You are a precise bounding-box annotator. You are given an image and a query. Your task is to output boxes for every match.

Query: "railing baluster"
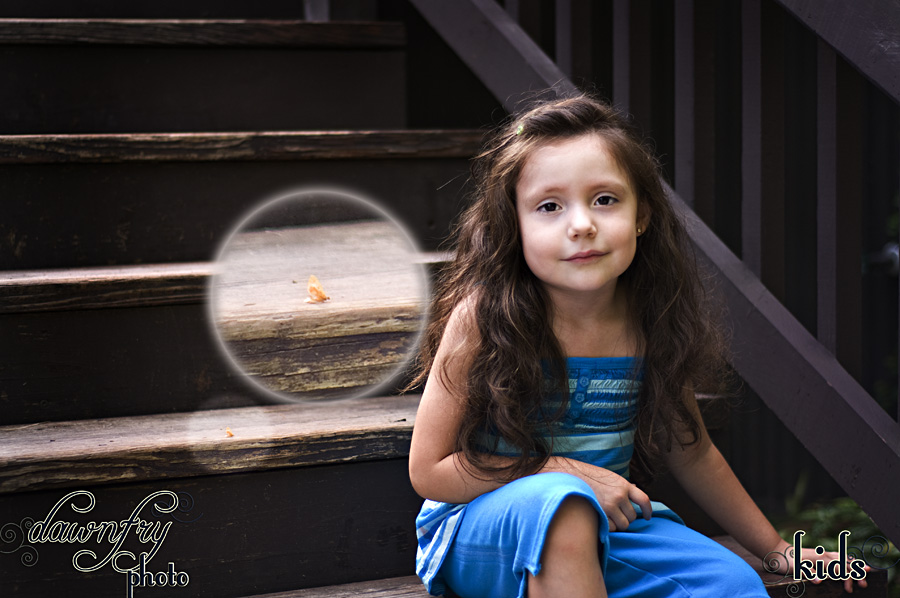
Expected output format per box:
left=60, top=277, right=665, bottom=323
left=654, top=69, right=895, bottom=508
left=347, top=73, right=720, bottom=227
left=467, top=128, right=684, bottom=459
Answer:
left=303, top=0, right=330, bottom=22
left=675, top=0, right=719, bottom=224
left=504, top=0, right=520, bottom=21
left=741, top=0, right=762, bottom=277
left=555, top=0, right=572, bottom=78
left=817, top=40, right=838, bottom=354
left=612, top=0, right=653, bottom=138
left=612, top=0, right=630, bottom=112
left=674, top=0, right=695, bottom=208
left=742, top=0, right=786, bottom=297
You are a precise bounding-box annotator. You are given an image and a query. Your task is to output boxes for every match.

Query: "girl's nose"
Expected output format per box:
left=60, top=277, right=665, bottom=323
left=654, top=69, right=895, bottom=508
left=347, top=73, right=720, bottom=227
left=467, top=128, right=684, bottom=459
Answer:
left=568, top=208, right=597, bottom=239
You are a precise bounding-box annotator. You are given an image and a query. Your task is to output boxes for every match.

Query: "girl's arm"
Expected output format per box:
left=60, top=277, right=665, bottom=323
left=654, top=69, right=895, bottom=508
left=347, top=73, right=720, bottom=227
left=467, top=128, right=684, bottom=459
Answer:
left=664, top=389, right=867, bottom=592
left=408, top=299, right=652, bottom=530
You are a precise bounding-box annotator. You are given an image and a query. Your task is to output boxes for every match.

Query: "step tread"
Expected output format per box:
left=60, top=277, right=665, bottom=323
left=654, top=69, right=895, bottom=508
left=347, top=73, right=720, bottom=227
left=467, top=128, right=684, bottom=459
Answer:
left=0, top=261, right=211, bottom=312
left=212, top=221, right=425, bottom=338
left=0, top=129, right=485, bottom=164
left=0, top=252, right=450, bottom=313
left=0, top=392, right=729, bottom=496
left=247, top=576, right=427, bottom=597
left=0, top=394, right=420, bottom=494
left=0, top=19, right=405, bottom=48
left=243, top=559, right=889, bottom=598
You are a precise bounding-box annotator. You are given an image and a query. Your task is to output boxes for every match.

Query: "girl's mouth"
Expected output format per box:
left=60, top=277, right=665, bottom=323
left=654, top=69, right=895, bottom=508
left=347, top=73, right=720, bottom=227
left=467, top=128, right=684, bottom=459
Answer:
left=564, top=250, right=607, bottom=262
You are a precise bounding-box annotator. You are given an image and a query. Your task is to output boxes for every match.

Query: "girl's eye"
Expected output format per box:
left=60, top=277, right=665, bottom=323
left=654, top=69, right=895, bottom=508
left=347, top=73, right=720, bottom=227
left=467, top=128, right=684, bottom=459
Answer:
left=595, top=195, right=617, bottom=206
left=537, top=201, right=561, bottom=213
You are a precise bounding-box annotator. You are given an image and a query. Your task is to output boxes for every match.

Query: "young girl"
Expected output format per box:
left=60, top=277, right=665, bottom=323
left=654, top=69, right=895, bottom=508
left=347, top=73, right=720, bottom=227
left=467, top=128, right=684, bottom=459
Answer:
left=408, top=95, right=865, bottom=598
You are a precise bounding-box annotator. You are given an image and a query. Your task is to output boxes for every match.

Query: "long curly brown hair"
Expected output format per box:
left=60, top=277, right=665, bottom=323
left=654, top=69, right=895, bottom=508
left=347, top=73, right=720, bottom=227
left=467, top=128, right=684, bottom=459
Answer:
left=409, top=94, right=729, bottom=485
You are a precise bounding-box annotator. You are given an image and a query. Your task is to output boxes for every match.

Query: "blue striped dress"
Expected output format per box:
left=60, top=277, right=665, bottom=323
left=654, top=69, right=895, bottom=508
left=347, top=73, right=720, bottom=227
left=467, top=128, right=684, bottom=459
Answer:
left=414, top=356, right=767, bottom=598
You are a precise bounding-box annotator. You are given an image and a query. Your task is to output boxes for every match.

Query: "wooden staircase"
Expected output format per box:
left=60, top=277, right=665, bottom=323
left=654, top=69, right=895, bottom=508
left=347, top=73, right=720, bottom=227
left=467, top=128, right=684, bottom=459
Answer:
left=0, top=7, right=470, bottom=596
left=0, top=4, right=889, bottom=598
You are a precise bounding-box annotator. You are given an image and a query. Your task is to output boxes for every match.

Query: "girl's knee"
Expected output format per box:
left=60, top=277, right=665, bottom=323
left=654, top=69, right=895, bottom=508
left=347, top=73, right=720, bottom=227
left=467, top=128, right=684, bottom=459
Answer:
left=544, top=496, right=601, bottom=555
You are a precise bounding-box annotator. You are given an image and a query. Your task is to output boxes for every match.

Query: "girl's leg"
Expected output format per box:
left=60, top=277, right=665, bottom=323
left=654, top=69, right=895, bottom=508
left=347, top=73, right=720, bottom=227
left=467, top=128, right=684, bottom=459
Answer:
left=528, top=496, right=608, bottom=598
left=604, top=517, right=769, bottom=598
left=439, top=472, right=609, bottom=598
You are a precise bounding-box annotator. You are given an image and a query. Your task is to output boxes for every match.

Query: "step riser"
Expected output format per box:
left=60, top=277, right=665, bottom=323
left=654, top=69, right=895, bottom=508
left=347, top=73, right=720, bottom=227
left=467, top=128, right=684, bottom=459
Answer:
left=1, top=46, right=405, bottom=134
left=0, top=304, right=422, bottom=425
left=0, top=158, right=470, bottom=269
left=0, top=459, right=420, bottom=598
left=0, top=304, right=249, bottom=425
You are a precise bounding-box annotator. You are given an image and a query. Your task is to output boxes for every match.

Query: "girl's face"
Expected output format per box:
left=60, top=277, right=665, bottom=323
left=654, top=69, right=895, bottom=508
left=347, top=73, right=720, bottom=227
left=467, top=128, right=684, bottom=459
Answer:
left=515, top=133, right=646, bottom=303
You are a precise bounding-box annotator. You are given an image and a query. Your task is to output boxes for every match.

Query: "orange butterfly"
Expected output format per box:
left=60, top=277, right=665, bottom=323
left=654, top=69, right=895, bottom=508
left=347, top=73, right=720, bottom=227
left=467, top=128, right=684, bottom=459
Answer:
left=305, top=274, right=330, bottom=304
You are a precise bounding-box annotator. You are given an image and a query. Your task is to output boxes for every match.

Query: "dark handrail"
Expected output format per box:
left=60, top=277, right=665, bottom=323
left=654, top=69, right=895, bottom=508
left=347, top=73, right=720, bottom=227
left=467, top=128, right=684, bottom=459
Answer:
left=408, top=0, right=900, bottom=547
left=406, top=0, right=576, bottom=113
left=773, top=0, right=900, bottom=105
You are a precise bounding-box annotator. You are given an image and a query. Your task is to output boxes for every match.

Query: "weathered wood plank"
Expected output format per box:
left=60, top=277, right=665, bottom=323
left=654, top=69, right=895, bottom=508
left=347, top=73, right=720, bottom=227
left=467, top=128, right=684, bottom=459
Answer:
left=0, top=395, right=420, bottom=494
left=246, top=576, right=428, bottom=598
left=0, top=262, right=210, bottom=313
left=212, top=223, right=426, bottom=339
left=211, top=221, right=427, bottom=400
left=407, top=0, right=577, bottom=113
left=0, top=130, right=485, bottom=164
left=0, top=252, right=449, bottom=315
left=0, top=19, right=405, bottom=48
left=0, top=394, right=727, bottom=496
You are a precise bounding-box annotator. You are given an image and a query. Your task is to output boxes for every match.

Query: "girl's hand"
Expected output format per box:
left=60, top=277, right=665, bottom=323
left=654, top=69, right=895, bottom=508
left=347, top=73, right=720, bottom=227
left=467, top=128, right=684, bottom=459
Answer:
left=560, top=459, right=652, bottom=531
left=765, top=539, right=870, bottom=594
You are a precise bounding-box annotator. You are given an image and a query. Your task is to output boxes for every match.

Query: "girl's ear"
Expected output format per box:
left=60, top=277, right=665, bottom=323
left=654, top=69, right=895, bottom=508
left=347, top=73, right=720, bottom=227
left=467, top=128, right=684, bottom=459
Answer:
left=637, top=200, right=652, bottom=236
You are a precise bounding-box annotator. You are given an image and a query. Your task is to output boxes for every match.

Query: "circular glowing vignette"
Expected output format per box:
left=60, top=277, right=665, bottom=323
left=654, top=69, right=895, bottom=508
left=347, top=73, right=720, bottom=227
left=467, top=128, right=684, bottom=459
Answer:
left=206, top=186, right=429, bottom=403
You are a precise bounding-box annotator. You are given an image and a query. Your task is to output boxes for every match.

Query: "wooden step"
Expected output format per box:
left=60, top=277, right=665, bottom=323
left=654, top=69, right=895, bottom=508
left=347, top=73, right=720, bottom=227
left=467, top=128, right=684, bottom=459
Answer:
left=0, top=394, right=419, bottom=493
left=0, top=3, right=358, bottom=19
left=0, top=130, right=482, bottom=164
left=0, top=246, right=448, bottom=424
left=0, top=130, right=481, bottom=270
left=0, top=19, right=405, bottom=48
left=3, top=397, right=884, bottom=598
left=0, top=396, right=422, bottom=596
left=211, top=220, right=431, bottom=400
left=242, top=566, right=890, bottom=598
left=245, top=576, right=427, bottom=597
left=0, top=19, right=406, bottom=134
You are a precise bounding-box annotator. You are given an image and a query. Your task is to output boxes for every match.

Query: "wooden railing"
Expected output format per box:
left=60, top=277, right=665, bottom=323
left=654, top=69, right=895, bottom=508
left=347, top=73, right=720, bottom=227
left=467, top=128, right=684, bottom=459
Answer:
left=407, top=0, right=900, bottom=547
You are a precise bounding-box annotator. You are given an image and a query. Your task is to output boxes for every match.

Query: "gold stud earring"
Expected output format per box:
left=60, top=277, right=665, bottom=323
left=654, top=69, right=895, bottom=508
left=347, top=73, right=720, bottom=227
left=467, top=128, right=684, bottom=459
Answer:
left=637, top=227, right=642, bottom=235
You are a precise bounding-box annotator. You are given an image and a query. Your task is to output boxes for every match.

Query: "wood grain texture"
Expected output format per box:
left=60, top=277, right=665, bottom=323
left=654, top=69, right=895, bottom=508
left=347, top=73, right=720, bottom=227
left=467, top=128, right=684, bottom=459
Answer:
left=0, top=19, right=405, bottom=48
left=0, top=394, right=419, bottom=494
left=246, top=576, right=428, bottom=598
left=0, top=253, right=449, bottom=314
left=0, top=262, right=210, bottom=313
left=0, top=394, right=725, bottom=495
left=0, top=130, right=485, bottom=164
left=210, top=221, right=427, bottom=398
